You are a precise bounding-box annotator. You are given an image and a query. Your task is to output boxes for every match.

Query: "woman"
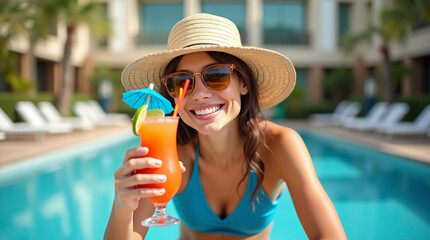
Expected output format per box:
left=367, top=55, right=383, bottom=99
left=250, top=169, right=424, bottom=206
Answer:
left=105, top=13, right=346, bottom=240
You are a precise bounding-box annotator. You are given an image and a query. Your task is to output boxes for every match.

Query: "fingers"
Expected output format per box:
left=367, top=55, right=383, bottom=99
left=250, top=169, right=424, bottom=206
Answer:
left=179, top=161, right=186, bottom=173
left=123, top=147, right=149, bottom=164
left=115, top=173, right=167, bottom=189
left=116, top=147, right=162, bottom=178
left=117, top=187, right=166, bottom=200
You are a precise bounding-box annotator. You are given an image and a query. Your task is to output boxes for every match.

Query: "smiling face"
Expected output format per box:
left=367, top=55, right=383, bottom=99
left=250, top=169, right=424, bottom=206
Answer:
left=175, top=52, right=248, bottom=135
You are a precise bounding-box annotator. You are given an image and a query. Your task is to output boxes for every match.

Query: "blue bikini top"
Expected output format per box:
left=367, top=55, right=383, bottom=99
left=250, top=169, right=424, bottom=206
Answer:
left=172, top=144, right=284, bottom=236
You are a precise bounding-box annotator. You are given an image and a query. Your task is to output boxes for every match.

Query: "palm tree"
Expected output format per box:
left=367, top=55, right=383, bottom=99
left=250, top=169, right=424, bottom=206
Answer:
left=23, top=0, right=60, bottom=94
left=0, top=0, right=32, bottom=91
left=52, top=0, right=111, bottom=114
left=341, top=0, right=430, bottom=103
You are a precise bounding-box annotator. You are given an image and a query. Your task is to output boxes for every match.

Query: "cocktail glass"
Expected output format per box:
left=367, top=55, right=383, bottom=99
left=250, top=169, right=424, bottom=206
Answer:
left=136, top=116, right=182, bottom=226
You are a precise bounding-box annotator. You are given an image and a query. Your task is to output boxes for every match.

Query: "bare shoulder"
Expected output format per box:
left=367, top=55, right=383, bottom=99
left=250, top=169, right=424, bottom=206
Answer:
left=260, top=120, right=311, bottom=179
left=261, top=120, right=304, bottom=153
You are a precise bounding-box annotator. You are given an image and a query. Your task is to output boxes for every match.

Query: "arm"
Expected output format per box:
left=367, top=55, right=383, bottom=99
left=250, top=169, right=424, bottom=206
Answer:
left=104, top=147, right=166, bottom=240
left=273, top=128, right=347, bottom=240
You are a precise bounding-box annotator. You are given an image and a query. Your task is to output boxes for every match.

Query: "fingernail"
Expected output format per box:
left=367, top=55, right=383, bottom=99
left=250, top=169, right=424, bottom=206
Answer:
left=159, top=189, right=165, bottom=194
left=154, top=160, right=162, bottom=166
left=138, top=147, right=148, bottom=154
left=158, top=175, right=166, bottom=182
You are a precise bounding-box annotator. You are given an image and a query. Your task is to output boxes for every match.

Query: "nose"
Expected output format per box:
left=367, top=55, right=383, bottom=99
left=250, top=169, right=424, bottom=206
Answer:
left=190, top=73, right=211, bottom=101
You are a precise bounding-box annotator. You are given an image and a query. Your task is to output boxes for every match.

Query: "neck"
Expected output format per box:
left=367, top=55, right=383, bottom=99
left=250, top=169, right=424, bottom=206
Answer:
left=197, top=120, right=244, bottom=167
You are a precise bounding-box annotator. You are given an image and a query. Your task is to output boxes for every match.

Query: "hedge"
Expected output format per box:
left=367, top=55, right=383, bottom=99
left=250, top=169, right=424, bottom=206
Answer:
left=0, top=92, right=95, bottom=122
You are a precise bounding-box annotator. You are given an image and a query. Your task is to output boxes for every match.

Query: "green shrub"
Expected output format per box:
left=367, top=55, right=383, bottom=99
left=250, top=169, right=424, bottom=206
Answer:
left=322, top=68, right=355, bottom=103
left=116, top=101, right=134, bottom=117
left=283, top=100, right=333, bottom=119
left=0, top=92, right=54, bottom=122
left=396, top=95, right=430, bottom=121
left=0, top=92, right=96, bottom=122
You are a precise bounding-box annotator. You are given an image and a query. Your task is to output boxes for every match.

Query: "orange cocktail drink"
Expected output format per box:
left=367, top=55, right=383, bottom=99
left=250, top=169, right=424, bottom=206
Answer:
left=136, top=116, right=182, bottom=226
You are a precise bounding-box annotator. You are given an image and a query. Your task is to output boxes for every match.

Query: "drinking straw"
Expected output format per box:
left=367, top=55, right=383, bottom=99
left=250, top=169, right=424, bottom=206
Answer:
left=173, top=79, right=190, bottom=117
left=172, top=88, right=183, bottom=117
left=146, top=83, right=154, bottom=106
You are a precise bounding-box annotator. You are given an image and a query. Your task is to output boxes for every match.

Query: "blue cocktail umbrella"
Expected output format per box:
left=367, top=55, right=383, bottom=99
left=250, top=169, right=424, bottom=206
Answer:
left=122, top=84, right=174, bottom=114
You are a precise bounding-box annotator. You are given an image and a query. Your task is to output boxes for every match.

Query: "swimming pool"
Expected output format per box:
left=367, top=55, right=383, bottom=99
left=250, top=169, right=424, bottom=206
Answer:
left=0, top=130, right=429, bottom=239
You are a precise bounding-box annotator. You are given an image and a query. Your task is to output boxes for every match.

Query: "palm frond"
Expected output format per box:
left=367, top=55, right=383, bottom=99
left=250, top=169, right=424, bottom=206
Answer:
left=340, top=25, right=380, bottom=54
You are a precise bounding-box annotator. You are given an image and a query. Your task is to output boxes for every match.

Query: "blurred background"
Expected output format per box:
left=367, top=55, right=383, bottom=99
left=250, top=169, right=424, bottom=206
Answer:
left=1, top=0, right=429, bottom=121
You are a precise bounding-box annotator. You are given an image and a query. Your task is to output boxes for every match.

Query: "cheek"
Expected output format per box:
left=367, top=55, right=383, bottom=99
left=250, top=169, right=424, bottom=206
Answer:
left=177, top=98, right=190, bottom=117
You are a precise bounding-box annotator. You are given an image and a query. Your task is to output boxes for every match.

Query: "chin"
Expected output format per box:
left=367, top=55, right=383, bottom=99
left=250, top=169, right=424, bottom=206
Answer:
left=195, top=123, right=224, bottom=135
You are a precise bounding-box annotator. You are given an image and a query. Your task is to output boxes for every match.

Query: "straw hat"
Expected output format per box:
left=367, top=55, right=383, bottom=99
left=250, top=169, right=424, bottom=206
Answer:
left=121, top=13, right=296, bottom=109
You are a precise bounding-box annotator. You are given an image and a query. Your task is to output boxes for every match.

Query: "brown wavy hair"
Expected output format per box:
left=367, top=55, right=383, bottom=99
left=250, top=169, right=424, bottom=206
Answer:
left=160, top=51, right=267, bottom=207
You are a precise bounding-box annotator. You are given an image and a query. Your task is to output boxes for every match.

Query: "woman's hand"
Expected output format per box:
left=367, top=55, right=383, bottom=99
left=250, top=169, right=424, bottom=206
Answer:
left=113, top=147, right=174, bottom=212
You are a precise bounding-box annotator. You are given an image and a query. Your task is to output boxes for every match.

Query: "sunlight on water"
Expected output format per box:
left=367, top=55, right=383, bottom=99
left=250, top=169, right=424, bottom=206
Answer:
left=0, top=130, right=429, bottom=240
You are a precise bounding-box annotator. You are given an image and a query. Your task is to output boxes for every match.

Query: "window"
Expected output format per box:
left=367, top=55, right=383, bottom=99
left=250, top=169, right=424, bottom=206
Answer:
left=202, top=1, right=247, bottom=44
left=296, top=68, right=308, bottom=101
left=36, top=59, right=55, bottom=92
left=138, top=2, right=184, bottom=45
left=338, top=3, right=350, bottom=45
left=263, top=1, right=308, bottom=45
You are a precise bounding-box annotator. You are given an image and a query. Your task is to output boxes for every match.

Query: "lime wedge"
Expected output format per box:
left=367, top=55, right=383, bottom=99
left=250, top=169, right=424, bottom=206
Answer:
left=146, top=109, right=165, bottom=118
left=132, top=104, right=148, bottom=135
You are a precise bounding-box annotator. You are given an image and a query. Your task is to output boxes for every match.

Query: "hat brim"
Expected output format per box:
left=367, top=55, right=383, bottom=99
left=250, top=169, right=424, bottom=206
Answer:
left=121, top=45, right=296, bottom=109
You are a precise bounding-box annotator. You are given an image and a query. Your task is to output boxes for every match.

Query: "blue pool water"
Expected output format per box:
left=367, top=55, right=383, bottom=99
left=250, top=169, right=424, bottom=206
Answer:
left=0, top=130, right=429, bottom=240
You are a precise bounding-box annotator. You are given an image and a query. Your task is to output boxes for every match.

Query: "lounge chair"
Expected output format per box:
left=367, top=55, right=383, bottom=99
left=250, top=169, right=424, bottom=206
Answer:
left=73, top=101, right=129, bottom=127
left=376, top=104, right=430, bottom=137
left=15, top=101, right=74, bottom=134
left=348, top=102, right=409, bottom=131
left=38, top=101, right=95, bottom=131
left=309, top=100, right=350, bottom=123
left=87, top=100, right=130, bottom=125
left=309, top=101, right=361, bottom=126
left=0, top=107, right=48, bottom=140
left=343, top=102, right=388, bottom=128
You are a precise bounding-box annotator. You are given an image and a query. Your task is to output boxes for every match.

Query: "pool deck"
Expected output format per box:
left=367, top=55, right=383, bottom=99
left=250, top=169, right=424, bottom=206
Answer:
left=0, top=124, right=132, bottom=167
left=277, top=120, right=430, bottom=164
left=1, top=120, right=429, bottom=167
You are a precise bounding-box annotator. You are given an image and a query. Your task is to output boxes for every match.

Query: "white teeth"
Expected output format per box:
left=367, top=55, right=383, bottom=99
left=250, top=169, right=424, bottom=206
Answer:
left=194, top=106, right=220, bottom=116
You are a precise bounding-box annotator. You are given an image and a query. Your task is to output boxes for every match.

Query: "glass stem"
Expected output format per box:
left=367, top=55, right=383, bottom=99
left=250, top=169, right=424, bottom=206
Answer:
left=153, top=203, right=167, bottom=216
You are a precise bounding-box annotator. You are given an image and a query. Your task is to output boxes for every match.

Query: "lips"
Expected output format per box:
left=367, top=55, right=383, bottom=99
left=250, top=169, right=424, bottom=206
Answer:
left=191, top=104, right=224, bottom=116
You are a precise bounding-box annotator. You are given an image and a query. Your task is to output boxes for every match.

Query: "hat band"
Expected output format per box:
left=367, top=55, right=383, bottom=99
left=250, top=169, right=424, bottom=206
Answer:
left=183, top=43, right=219, bottom=48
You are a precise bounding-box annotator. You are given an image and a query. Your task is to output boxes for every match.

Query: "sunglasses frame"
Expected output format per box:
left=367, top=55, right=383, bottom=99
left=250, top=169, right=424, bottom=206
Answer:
left=161, top=63, right=236, bottom=99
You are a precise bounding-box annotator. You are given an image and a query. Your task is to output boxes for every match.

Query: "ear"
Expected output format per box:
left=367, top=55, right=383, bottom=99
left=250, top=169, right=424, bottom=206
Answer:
left=240, top=82, right=248, bottom=95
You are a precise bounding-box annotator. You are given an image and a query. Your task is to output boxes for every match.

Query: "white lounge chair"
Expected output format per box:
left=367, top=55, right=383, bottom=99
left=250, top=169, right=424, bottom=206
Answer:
left=38, top=101, right=95, bottom=131
left=343, top=102, right=388, bottom=128
left=0, top=107, right=48, bottom=140
left=310, top=101, right=361, bottom=126
left=87, top=100, right=130, bottom=125
left=309, top=100, right=350, bottom=123
left=15, top=101, right=74, bottom=134
left=73, top=101, right=129, bottom=127
left=376, top=104, right=430, bottom=137
left=348, top=102, right=409, bottom=131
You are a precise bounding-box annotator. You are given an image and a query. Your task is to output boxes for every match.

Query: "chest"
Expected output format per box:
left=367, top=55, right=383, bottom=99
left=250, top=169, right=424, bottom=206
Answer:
left=198, top=161, right=248, bottom=219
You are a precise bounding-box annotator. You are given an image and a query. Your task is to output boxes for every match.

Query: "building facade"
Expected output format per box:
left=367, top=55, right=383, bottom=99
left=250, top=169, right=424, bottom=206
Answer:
left=4, top=0, right=430, bottom=106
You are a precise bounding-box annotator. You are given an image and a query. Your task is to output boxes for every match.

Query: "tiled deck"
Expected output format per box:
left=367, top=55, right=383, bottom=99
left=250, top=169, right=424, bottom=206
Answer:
left=1, top=120, right=429, bottom=167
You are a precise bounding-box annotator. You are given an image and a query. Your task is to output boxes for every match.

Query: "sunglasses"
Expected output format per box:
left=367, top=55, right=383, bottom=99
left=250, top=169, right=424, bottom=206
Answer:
left=161, top=63, right=236, bottom=99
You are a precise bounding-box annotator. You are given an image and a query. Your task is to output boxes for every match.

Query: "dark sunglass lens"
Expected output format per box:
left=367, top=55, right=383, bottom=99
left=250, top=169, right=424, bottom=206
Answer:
left=166, top=73, right=192, bottom=98
left=203, top=65, right=231, bottom=90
